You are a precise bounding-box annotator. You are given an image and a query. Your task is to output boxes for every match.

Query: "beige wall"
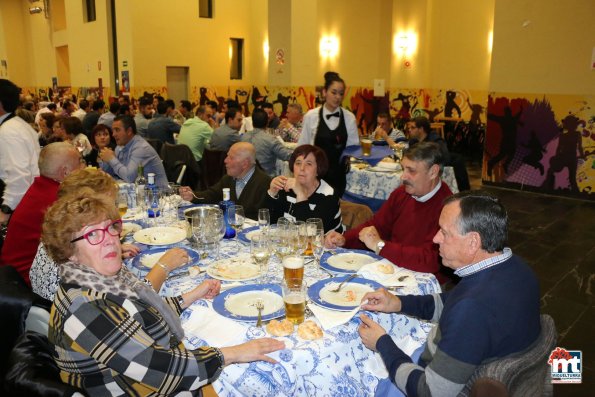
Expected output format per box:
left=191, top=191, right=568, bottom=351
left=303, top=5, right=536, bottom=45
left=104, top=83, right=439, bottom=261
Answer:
left=490, top=0, right=595, bottom=95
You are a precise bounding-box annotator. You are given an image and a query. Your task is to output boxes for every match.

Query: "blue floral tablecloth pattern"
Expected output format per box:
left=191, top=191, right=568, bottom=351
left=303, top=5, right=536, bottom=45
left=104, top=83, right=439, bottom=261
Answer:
left=124, top=223, right=441, bottom=396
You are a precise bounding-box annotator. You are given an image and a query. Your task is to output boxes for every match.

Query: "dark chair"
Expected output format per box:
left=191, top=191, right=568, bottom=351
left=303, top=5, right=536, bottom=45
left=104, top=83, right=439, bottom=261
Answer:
left=0, top=266, right=85, bottom=396
left=339, top=200, right=373, bottom=230
left=200, top=148, right=227, bottom=189
left=145, top=138, right=164, bottom=158
left=460, top=314, right=557, bottom=397
left=160, top=143, right=201, bottom=189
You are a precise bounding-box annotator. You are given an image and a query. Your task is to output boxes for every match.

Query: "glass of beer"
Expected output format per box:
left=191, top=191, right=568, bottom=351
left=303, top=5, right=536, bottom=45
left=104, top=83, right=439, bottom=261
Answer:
left=283, top=255, right=304, bottom=286
left=361, top=138, right=373, bottom=156
left=117, top=191, right=128, bottom=218
left=282, top=278, right=306, bottom=325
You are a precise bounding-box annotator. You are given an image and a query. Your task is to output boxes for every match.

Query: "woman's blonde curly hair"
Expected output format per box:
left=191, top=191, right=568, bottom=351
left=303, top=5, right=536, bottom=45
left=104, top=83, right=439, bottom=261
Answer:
left=42, top=189, right=119, bottom=264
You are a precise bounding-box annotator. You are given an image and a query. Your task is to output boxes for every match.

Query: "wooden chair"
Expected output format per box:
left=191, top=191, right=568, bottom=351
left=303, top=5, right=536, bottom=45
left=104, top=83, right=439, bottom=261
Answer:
left=430, top=122, right=445, bottom=139
left=145, top=138, right=164, bottom=158
left=460, top=314, right=557, bottom=397
left=200, top=148, right=227, bottom=189
left=339, top=200, right=373, bottom=230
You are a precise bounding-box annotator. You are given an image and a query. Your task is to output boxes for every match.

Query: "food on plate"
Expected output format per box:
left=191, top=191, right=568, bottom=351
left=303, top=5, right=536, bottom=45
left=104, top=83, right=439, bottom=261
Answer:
left=140, top=253, right=163, bottom=268
left=297, top=320, right=323, bottom=340
left=188, top=266, right=202, bottom=277
left=266, top=319, right=294, bottom=337
left=211, top=262, right=259, bottom=280
left=380, top=157, right=397, bottom=163
left=377, top=262, right=395, bottom=274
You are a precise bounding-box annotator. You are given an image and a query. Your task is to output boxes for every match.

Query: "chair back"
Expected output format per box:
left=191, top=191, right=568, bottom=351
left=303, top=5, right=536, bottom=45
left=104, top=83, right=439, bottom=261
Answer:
left=145, top=138, right=164, bottom=158
left=200, top=148, right=227, bottom=189
left=460, top=314, right=557, bottom=397
left=160, top=143, right=201, bottom=189
left=339, top=200, right=373, bottom=230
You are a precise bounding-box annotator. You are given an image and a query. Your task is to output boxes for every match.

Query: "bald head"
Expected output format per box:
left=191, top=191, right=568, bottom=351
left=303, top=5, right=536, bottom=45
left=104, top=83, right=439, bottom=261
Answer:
left=225, top=142, right=256, bottom=178
left=38, top=142, right=82, bottom=182
left=231, top=142, right=256, bottom=164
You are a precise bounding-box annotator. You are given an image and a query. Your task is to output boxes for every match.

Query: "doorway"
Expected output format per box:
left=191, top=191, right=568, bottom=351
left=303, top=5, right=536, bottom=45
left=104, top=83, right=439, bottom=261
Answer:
left=166, top=66, right=189, bottom=103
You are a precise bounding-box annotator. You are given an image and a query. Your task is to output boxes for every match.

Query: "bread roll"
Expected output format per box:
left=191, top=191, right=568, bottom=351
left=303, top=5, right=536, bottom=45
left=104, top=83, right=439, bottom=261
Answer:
left=297, top=320, right=323, bottom=340
left=266, top=319, right=294, bottom=337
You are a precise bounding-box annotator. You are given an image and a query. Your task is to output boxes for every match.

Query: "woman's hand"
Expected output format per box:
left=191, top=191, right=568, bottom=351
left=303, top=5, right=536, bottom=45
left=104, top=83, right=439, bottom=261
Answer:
left=360, top=288, right=402, bottom=313
left=358, top=314, right=387, bottom=352
left=324, top=231, right=345, bottom=248
left=121, top=244, right=141, bottom=259
left=220, top=338, right=286, bottom=365
left=158, top=248, right=191, bottom=272
left=268, top=175, right=289, bottom=197
left=194, top=279, right=221, bottom=300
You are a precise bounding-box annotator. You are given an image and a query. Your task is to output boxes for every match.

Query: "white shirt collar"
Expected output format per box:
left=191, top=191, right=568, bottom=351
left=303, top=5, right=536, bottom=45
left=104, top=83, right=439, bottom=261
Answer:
left=0, top=112, right=11, bottom=124
left=412, top=181, right=441, bottom=202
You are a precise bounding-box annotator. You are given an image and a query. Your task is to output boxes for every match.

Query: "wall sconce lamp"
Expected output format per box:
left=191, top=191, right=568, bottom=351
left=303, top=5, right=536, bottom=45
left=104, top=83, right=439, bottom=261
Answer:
left=319, top=36, right=339, bottom=58
left=393, top=32, right=417, bottom=57
left=28, top=0, right=50, bottom=18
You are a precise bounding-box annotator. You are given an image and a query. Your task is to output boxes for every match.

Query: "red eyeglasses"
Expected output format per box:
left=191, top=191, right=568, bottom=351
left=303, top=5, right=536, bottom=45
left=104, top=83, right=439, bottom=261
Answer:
left=70, top=219, right=123, bottom=245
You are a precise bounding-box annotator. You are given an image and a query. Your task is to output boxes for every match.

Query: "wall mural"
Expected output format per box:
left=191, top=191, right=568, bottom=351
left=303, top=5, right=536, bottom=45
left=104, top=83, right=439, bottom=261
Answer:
left=484, top=94, right=594, bottom=200
left=18, top=83, right=594, bottom=200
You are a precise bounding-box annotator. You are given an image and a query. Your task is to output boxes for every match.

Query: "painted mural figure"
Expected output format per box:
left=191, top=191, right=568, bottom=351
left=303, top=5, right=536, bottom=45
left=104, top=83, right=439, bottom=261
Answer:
left=273, top=92, right=292, bottom=118
left=199, top=87, right=209, bottom=106
left=444, top=90, right=462, bottom=118
left=251, top=86, right=268, bottom=109
left=487, top=106, right=523, bottom=176
left=543, top=114, right=585, bottom=192
left=392, top=93, right=417, bottom=121
left=521, top=131, right=546, bottom=175
left=467, top=98, right=484, bottom=126
left=421, top=107, right=443, bottom=122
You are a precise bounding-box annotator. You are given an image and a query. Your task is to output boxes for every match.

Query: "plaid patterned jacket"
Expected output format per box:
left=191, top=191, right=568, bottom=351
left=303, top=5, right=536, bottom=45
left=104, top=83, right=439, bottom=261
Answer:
left=49, top=282, right=223, bottom=396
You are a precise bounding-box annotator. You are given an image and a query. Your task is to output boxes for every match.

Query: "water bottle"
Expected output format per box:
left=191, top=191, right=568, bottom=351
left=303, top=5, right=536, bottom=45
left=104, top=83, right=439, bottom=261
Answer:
left=135, top=165, right=146, bottom=197
left=147, top=173, right=160, bottom=218
left=219, top=188, right=235, bottom=238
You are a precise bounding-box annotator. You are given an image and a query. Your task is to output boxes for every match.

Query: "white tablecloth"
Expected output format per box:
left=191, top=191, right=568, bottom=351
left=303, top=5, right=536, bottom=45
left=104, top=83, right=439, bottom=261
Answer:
left=124, top=224, right=441, bottom=396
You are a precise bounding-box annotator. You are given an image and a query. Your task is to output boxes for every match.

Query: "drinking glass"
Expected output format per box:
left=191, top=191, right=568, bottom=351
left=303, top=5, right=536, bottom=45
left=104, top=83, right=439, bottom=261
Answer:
left=227, top=205, right=245, bottom=250
left=258, top=208, right=270, bottom=233
left=306, top=218, right=324, bottom=257
left=282, top=278, right=306, bottom=325
left=135, top=189, right=147, bottom=224
left=191, top=213, right=207, bottom=254
left=282, top=255, right=304, bottom=285
left=312, top=230, right=326, bottom=277
left=251, top=235, right=270, bottom=284
left=211, top=210, right=225, bottom=259
left=117, top=191, right=128, bottom=219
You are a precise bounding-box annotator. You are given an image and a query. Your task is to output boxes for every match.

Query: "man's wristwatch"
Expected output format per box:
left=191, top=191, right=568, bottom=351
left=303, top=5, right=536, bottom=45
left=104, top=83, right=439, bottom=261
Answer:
left=0, top=204, right=13, bottom=215
left=375, top=240, right=385, bottom=255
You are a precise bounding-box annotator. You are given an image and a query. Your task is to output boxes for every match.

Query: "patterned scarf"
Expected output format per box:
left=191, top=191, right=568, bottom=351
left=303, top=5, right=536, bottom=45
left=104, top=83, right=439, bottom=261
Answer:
left=59, top=262, right=185, bottom=341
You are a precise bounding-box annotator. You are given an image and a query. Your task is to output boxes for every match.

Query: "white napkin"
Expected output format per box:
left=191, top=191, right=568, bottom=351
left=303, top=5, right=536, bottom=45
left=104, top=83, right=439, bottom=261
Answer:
left=183, top=306, right=247, bottom=347
left=357, top=260, right=417, bottom=288
left=375, top=161, right=400, bottom=171
left=219, top=282, right=244, bottom=292
left=365, top=334, right=423, bottom=378
left=307, top=302, right=360, bottom=331
left=243, top=218, right=259, bottom=227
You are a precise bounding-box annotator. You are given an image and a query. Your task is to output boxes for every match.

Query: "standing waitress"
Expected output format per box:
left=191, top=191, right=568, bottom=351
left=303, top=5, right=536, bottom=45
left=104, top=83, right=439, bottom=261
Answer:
left=298, top=72, right=359, bottom=197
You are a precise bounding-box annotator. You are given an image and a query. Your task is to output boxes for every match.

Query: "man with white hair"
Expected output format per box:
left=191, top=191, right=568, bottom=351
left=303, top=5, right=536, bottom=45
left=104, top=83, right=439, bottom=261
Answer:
left=0, top=142, right=82, bottom=285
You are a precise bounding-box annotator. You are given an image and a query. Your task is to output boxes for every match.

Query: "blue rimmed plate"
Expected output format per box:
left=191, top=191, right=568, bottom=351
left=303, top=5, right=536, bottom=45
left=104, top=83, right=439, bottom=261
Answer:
left=213, top=284, right=285, bottom=322
left=308, top=276, right=383, bottom=311
left=237, top=225, right=263, bottom=243
left=320, top=248, right=382, bottom=274
left=131, top=247, right=200, bottom=270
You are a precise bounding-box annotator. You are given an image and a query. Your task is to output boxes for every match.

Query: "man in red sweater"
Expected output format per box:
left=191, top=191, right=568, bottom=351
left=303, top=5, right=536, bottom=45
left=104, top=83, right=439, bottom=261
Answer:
left=1, top=142, right=82, bottom=285
left=326, top=142, right=453, bottom=282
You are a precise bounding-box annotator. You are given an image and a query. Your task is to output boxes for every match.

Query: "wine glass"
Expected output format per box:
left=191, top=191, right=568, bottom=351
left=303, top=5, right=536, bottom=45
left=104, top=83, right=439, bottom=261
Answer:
left=135, top=189, right=147, bottom=224
left=306, top=218, right=324, bottom=257
left=117, top=191, right=129, bottom=219
left=210, top=209, right=225, bottom=259
left=258, top=208, right=270, bottom=233
left=191, top=213, right=207, bottom=255
left=312, top=230, right=326, bottom=277
left=251, top=235, right=270, bottom=284
left=226, top=205, right=245, bottom=250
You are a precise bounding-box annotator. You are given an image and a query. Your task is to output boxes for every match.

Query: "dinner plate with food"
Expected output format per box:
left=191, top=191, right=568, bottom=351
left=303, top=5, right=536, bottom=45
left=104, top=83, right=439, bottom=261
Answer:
left=207, top=254, right=261, bottom=282
left=308, top=276, right=383, bottom=311
left=133, top=226, right=187, bottom=246
left=213, top=284, right=285, bottom=322
left=130, top=247, right=200, bottom=271
left=320, top=248, right=382, bottom=274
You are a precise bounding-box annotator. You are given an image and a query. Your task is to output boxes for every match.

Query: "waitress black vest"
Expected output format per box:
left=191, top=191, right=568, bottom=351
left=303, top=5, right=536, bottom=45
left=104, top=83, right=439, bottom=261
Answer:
left=314, top=107, right=348, bottom=197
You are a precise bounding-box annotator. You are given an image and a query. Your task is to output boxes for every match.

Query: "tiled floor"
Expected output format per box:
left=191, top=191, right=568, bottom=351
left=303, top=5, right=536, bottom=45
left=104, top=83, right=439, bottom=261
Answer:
left=467, top=162, right=593, bottom=396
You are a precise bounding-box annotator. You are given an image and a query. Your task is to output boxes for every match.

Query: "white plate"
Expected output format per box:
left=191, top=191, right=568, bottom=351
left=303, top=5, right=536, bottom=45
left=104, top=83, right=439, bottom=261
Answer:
left=326, top=252, right=378, bottom=272
left=133, top=226, right=186, bottom=246
left=121, top=222, right=142, bottom=237
left=308, top=277, right=383, bottom=311
left=207, top=255, right=260, bottom=281
left=224, top=290, right=284, bottom=320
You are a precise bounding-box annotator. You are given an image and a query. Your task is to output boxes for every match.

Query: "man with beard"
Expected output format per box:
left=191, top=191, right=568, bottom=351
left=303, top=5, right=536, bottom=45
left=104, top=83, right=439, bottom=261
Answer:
left=134, top=97, right=153, bottom=137
left=325, top=142, right=453, bottom=282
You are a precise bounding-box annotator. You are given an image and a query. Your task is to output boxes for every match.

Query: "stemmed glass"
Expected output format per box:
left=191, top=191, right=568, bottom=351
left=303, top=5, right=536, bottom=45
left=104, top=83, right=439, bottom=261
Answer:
left=226, top=205, right=245, bottom=250
left=117, top=191, right=129, bottom=219
left=258, top=208, right=270, bottom=233
left=251, top=235, right=270, bottom=284
left=211, top=210, right=225, bottom=259
left=136, top=189, right=147, bottom=224
left=312, top=230, right=326, bottom=277
left=191, top=213, right=207, bottom=256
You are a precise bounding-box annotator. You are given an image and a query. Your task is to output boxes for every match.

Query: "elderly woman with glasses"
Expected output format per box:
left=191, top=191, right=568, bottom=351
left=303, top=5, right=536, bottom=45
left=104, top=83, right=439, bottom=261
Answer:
left=44, top=192, right=284, bottom=396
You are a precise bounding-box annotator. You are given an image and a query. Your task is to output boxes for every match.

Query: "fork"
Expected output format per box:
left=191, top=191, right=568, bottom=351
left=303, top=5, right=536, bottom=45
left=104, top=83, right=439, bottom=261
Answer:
left=329, top=274, right=357, bottom=293
left=255, top=300, right=264, bottom=327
